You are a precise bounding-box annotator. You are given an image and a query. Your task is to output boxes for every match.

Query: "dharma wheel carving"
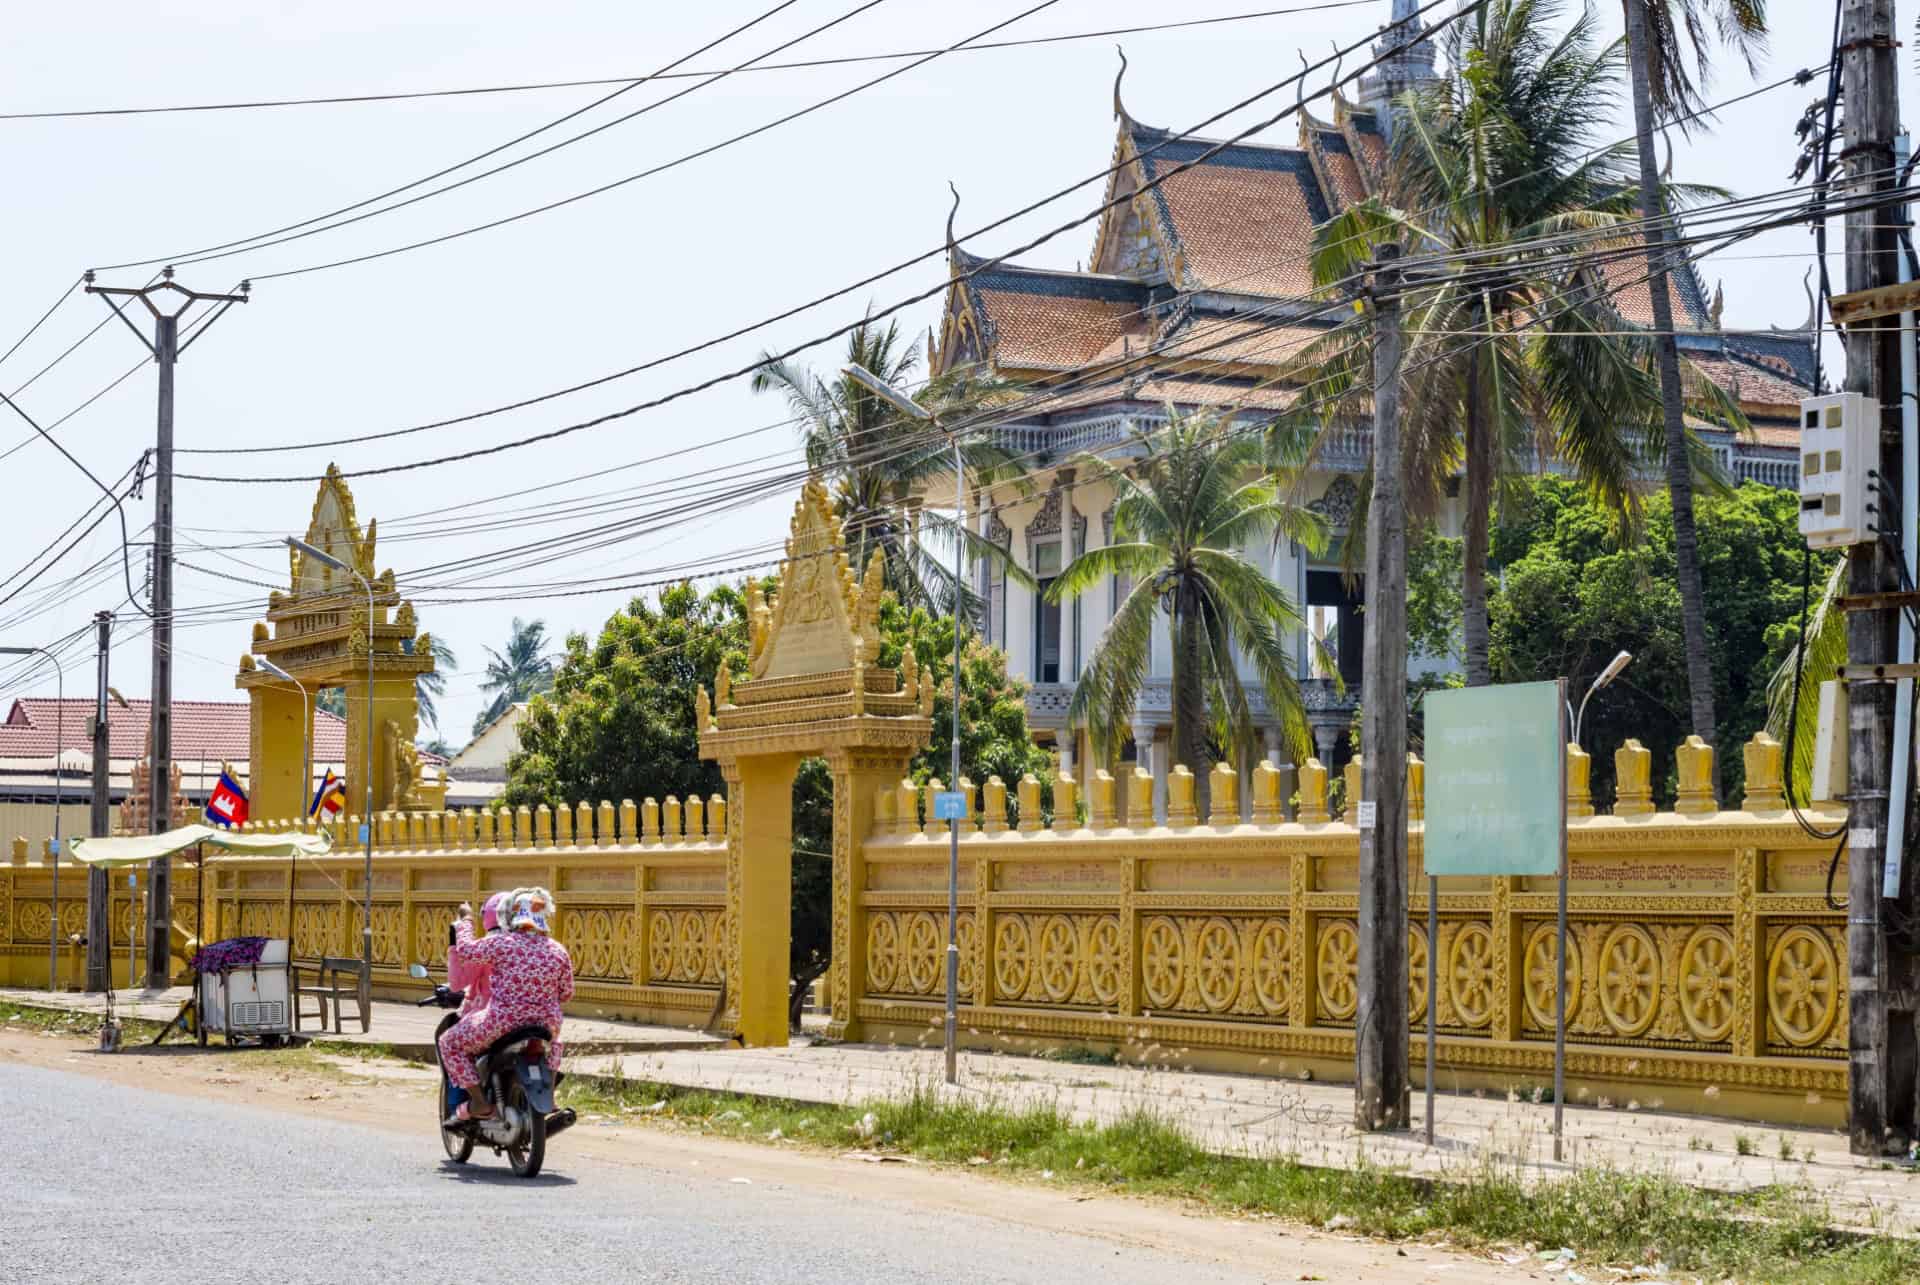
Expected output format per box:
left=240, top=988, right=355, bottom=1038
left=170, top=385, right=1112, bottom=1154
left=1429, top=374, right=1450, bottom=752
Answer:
left=1768, top=925, right=1839, bottom=1047
left=867, top=913, right=901, bottom=993
left=1193, top=917, right=1240, bottom=1013
left=1678, top=925, right=1738, bottom=1043
left=1447, top=923, right=1496, bottom=1029
left=1597, top=924, right=1660, bottom=1037
left=994, top=916, right=1032, bottom=1001
left=1317, top=920, right=1359, bottom=1020
left=904, top=912, right=942, bottom=994
left=1084, top=917, right=1124, bottom=1007
left=1140, top=916, right=1183, bottom=1010
left=1408, top=924, right=1429, bottom=1024
left=1522, top=923, right=1582, bottom=1030
left=1251, top=921, right=1291, bottom=1016
left=1036, top=915, right=1079, bottom=1003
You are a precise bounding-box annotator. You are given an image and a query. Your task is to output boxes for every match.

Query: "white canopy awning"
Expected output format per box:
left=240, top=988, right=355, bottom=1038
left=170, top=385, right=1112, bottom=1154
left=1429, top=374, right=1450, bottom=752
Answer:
left=66, top=824, right=333, bottom=868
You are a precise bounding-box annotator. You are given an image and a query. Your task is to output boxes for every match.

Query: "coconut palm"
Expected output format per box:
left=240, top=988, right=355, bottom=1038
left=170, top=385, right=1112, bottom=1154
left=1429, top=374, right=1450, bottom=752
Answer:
left=1766, top=556, right=1845, bottom=804
left=1623, top=0, right=1768, bottom=746
left=314, top=633, right=456, bottom=731
left=751, top=315, right=1031, bottom=618
left=473, top=618, right=554, bottom=737
left=1294, top=0, right=1742, bottom=687
left=1048, top=408, right=1326, bottom=812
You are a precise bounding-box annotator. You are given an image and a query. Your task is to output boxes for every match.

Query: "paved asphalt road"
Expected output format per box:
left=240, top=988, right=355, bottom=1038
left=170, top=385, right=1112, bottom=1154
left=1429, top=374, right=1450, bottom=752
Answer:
left=5, top=1062, right=1290, bottom=1284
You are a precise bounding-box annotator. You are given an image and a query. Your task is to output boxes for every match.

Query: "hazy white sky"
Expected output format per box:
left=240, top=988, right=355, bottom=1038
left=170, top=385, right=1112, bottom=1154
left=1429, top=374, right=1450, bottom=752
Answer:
left=0, top=0, right=1897, bottom=744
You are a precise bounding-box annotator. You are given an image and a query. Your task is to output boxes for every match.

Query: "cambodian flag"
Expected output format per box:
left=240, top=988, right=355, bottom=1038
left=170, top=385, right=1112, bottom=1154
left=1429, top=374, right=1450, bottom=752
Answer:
left=205, top=771, right=249, bottom=828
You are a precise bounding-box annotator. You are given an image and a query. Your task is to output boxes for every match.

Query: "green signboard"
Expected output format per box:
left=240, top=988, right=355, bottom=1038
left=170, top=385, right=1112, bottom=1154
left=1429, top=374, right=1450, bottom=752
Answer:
left=1423, top=680, right=1566, bottom=876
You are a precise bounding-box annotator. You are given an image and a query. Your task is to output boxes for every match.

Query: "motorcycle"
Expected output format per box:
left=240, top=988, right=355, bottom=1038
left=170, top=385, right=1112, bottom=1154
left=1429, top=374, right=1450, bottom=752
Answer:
left=410, top=960, right=576, bottom=1177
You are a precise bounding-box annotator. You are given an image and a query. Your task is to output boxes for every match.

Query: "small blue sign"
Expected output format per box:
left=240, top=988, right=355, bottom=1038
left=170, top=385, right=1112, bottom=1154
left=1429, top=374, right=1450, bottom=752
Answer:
left=358, top=823, right=371, bottom=844
left=932, top=791, right=968, bottom=821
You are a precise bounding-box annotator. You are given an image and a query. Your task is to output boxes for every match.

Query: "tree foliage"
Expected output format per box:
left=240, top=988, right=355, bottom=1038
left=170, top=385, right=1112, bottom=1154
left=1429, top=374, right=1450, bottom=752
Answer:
left=502, top=580, right=1047, bottom=1024
left=473, top=618, right=555, bottom=738
left=1488, top=476, right=1817, bottom=805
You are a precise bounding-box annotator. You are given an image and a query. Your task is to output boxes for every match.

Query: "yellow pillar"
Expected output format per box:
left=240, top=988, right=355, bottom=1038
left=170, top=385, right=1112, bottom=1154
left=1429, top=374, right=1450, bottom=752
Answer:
left=725, top=753, right=800, bottom=1048
left=244, top=678, right=311, bottom=825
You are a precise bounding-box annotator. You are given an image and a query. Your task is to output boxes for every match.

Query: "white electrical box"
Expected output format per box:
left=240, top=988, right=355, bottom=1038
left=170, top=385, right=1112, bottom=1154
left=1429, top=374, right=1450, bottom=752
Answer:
left=1798, top=392, right=1879, bottom=549
left=1811, top=679, right=1849, bottom=804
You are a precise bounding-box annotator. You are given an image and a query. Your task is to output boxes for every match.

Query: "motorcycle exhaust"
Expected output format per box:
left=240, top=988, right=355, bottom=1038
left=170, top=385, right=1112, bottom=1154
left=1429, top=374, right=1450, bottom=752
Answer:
left=543, top=1109, right=578, bottom=1138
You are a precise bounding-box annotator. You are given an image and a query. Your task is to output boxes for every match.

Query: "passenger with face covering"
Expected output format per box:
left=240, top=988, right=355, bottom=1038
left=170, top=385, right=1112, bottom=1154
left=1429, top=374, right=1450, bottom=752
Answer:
left=437, top=888, right=574, bottom=1123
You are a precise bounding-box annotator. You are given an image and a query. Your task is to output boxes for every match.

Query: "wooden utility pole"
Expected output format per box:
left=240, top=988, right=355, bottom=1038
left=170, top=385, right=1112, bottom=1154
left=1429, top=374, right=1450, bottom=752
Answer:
left=84, top=269, right=247, bottom=989
left=84, top=611, right=112, bottom=993
left=1837, top=0, right=1915, bottom=1156
left=1356, top=243, right=1410, bottom=1131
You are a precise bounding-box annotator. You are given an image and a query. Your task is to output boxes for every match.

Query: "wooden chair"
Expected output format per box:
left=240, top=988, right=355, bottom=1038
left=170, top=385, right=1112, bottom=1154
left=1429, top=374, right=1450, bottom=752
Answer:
left=295, top=957, right=370, bottom=1034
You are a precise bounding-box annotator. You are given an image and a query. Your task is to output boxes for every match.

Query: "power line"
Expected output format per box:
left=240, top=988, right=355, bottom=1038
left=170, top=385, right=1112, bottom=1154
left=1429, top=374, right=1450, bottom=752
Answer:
left=0, top=3, right=1379, bottom=123
left=173, top=0, right=1486, bottom=482
left=93, top=0, right=842, bottom=273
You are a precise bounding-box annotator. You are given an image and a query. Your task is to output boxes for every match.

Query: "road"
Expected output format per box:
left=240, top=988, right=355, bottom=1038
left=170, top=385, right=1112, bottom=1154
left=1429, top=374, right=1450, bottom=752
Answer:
left=0, top=1031, right=1528, bottom=1284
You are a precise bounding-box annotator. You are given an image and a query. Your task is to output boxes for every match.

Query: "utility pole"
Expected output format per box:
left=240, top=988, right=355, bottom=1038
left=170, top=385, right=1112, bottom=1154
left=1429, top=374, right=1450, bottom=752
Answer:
left=1356, top=242, right=1410, bottom=1131
left=1836, top=0, right=1915, bottom=1157
left=85, top=268, right=248, bottom=989
left=85, top=611, right=113, bottom=993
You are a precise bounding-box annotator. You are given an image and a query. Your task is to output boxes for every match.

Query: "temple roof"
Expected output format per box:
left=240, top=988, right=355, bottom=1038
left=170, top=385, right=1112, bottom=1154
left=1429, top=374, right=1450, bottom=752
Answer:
left=932, top=78, right=1816, bottom=432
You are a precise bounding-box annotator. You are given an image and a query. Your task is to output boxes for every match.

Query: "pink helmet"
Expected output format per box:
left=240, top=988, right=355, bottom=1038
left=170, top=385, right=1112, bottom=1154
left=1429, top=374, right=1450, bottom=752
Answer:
left=480, top=892, right=509, bottom=933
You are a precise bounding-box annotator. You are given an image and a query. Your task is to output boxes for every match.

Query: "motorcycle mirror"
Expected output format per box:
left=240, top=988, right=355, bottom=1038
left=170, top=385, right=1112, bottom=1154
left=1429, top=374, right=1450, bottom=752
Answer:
left=408, top=963, right=429, bottom=980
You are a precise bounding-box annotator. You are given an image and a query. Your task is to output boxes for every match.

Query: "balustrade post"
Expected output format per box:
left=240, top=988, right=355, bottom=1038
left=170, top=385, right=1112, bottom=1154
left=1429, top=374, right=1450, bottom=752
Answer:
left=1614, top=740, right=1655, bottom=817
left=1090, top=769, right=1118, bottom=830
left=1166, top=766, right=1197, bottom=828
left=1674, top=737, right=1718, bottom=815
left=707, top=793, right=725, bottom=842
left=642, top=798, right=660, bottom=844
left=1017, top=775, right=1042, bottom=834
left=1051, top=774, right=1078, bottom=832
left=922, top=780, right=945, bottom=839
left=1207, top=762, right=1237, bottom=826
left=554, top=803, right=572, bottom=848
left=1127, top=766, right=1153, bottom=830
left=895, top=779, right=918, bottom=835
left=1251, top=760, right=1282, bottom=824
left=598, top=801, right=616, bottom=846
left=620, top=799, right=637, bottom=843
left=982, top=777, right=1008, bottom=835
left=536, top=803, right=554, bottom=848
left=1567, top=743, right=1594, bottom=819
left=1742, top=733, right=1787, bottom=812
left=1297, top=758, right=1331, bottom=824
left=685, top=795, right=704, bottom=845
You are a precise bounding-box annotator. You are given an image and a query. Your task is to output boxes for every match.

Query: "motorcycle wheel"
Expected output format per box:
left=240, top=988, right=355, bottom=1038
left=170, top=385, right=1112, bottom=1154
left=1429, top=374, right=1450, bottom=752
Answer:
left=434, top=1016, right=473, bottom=1164
left=505, top=1079, right=546, bottom=1178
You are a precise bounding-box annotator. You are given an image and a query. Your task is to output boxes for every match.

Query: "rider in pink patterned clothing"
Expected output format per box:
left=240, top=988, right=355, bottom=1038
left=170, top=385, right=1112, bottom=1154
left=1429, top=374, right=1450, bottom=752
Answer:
left=438, top=889, right=574, bottom=1122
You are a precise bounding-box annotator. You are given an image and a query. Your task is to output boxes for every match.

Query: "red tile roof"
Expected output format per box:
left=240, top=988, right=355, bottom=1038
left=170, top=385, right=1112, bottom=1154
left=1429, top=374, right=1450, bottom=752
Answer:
left=0, top=697, right=346, bottom=760
left=971, top=285, right=1147, bottom=371
left=1682, top=350, right=1812, bottom=414
left=1150, top=153, right=1327, bottom=296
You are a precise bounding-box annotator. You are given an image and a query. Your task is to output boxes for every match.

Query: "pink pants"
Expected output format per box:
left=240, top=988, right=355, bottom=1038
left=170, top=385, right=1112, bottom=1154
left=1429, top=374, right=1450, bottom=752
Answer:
left=437, top=1007, right=564, bottom=1089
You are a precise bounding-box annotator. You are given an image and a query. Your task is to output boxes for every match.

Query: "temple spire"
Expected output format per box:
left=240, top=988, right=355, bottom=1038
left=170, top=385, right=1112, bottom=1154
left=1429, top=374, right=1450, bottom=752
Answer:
left=1358, top=0, right=1440, bottom=139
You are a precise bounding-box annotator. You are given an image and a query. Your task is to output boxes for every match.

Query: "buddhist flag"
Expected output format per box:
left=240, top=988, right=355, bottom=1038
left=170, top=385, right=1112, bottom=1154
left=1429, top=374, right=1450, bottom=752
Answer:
left=205, top=771, right=249, bottom=828
left=309, top=770, right=347, bottom=819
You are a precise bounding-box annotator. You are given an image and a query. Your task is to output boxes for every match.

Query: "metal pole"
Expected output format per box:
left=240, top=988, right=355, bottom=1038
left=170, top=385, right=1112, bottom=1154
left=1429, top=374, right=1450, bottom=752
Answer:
left=1425, top=873, right=1436, bottom=1145
left=946, top=432, right=962, bottom=1087
left=52, top=658, right=63, bottom=990
left=86, top=612, right=113, bottom=992
left=1553, top=678, right=1569, bottom=1162
left=360, top=570, right=374, bottom=1023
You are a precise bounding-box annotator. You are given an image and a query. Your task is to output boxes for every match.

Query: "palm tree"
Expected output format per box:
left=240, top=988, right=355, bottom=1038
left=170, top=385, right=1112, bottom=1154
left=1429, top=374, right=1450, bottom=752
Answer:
left=1048, top=408, right=1326, bottom=813
left=1622, top=0, right=1768, bottom=746
left=1766, top=556, right=1845, bottom=804
left=751, top=315, right=1030, bottom=617
left=320, top=636, right=458, bottom=732
left=413, top=635, right=457, bottom=732
left=473, top=618, right=554, bottom=737
left=1297, top=0, right=1741, bottom=687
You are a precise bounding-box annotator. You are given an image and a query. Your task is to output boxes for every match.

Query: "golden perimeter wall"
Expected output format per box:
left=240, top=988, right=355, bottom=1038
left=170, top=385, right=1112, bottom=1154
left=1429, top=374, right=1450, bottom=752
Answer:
left=0, top=732, right=1853, bottom=1126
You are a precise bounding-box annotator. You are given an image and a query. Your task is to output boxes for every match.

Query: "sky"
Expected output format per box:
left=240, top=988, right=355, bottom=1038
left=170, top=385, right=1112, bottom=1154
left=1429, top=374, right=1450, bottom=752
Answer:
left=0, top=0, right=1902, bottom=747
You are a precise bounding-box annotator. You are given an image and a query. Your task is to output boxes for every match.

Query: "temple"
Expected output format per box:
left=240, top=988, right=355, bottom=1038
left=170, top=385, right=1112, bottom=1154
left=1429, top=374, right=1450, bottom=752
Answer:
left=928, top=20, right=1816, bottom=801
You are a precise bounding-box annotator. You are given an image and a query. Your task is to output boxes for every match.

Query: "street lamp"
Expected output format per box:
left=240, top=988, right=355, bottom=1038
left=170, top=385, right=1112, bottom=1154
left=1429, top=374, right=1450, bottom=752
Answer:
left=841, top=362, right=964, bottom=1086
left=1570, top=650, right=1633, bottom=747
left=2, top=644, right=64, bottom=991
left=258, top=657, right=311, bottom=953
left=285, top=535, right=375, bottom=1020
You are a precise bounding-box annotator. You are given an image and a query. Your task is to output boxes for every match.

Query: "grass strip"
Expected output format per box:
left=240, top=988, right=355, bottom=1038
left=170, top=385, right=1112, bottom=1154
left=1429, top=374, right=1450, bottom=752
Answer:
left=557, top=1069, right=1920, bottom=1285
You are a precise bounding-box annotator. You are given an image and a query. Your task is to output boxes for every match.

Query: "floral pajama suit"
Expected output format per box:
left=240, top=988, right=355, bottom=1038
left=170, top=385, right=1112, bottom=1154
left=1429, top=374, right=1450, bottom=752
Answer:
left=437, top=918, right=575, bottom=1090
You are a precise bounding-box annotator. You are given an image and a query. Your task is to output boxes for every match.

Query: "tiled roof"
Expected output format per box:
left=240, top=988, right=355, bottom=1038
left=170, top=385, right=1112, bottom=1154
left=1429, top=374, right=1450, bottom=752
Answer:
left=1593, top=231, right=1713, bottom=329
left=0, top=697, right=346, bottom=760
left=1306, top=126, right=1369, bottom=211
left=967, top=265, right=1151, bottom=372
left=1682, top=350, right=1811, bottom=415
left=1156, top=314, right=1329, bottom=366
left=1725, top=330, right=1820, bottom=389
left=1130, top=126, right=1329, bottom=297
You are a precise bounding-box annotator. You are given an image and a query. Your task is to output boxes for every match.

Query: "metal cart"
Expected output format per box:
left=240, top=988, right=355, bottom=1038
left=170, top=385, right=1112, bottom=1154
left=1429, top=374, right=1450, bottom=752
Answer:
left=195, top=938, right=294, bottom=1047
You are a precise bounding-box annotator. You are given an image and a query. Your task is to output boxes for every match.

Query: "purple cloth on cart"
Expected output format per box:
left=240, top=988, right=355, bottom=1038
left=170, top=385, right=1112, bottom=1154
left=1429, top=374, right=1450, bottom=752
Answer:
left=191, top=936, right=269, bottom=974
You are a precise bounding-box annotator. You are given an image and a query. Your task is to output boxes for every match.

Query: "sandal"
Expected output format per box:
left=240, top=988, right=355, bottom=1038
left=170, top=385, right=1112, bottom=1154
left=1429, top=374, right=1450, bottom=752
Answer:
left=445, top=1100, right=495, bottom=1127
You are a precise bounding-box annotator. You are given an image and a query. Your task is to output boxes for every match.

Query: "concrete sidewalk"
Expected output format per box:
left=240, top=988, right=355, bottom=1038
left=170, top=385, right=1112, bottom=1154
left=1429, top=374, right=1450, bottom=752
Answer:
left=0, top=986, right=725, bottom=1059
left=568, top=1035, right=1920, bottom=1236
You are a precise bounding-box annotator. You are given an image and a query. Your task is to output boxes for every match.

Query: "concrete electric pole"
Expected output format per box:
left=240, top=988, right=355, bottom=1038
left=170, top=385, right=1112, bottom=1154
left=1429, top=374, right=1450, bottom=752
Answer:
left=84, top=268, right=248, bottom=989
left=1836, top=0, right=1914, bottom=1156
left=1356, top=243, right=1410, bottom=1131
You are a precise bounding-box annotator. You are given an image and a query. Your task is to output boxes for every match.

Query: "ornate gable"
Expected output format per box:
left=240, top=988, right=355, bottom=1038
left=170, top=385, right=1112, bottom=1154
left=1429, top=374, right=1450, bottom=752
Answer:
left=290, top=463, right=376, bottom=596
left=749, top=482, right=883, bottom=681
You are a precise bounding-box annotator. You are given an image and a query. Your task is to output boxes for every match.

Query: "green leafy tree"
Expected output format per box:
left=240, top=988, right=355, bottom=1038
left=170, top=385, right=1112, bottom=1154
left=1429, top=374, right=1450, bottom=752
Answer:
left=1050, top=408, right=1324, bottom=815
left=473, top=617, right=554, bottom=737
left=504, top=581, right=1048, bottom=1029
left=751, top=315, right=1031, bottom=616
left=1298, top=0, right=1740, bottom=689
left=1621, top=0, right=1769, bottom=747
left=1489, top=476, right=1813, bottom=805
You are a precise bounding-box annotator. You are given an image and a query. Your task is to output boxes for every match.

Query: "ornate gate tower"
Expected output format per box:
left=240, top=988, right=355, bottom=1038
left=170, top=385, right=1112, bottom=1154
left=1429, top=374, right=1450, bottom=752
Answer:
left=236, top=465, right=440, bottom=824
left=699, top=483, right=932, bottom=1046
